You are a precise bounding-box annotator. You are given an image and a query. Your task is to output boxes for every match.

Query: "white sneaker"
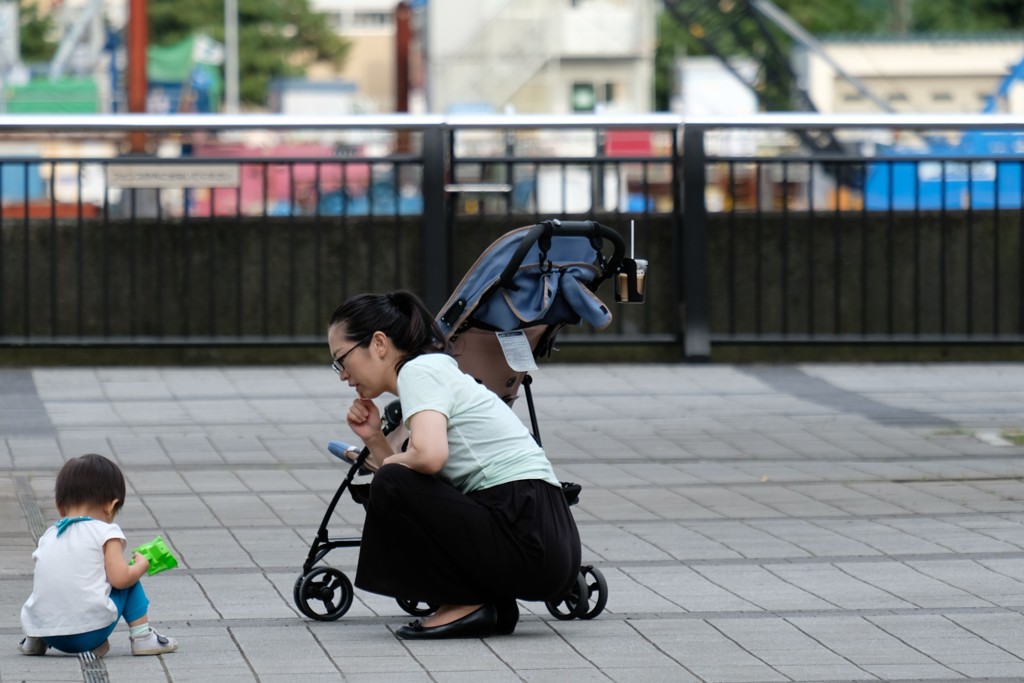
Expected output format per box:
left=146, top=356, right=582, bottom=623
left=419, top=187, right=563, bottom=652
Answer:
left=18, top=636, right=46, bottom=656
left=130, top=630, right=177, bottom=656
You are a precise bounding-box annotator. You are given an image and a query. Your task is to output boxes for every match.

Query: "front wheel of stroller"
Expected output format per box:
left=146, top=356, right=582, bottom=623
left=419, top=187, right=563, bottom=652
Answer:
left=396, top=598, right=440, bottom=617
left=296, top=567, right=354, bottom=621
left=544, top=572, right=590, bottom=620
left=577, top=565, right=608, bottom=620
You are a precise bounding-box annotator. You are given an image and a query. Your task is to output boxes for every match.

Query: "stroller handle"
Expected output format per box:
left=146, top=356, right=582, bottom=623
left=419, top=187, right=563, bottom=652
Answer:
left=498, top=220, right=625, bottom=291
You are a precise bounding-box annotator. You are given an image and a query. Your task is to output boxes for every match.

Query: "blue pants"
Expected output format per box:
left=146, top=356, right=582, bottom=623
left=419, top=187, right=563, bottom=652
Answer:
left=43, top=582, right=149, bottom=654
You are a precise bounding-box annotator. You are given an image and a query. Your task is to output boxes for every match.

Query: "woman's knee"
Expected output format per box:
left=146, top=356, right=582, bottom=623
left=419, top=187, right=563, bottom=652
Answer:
left=370, top=463, right=426, bottom=501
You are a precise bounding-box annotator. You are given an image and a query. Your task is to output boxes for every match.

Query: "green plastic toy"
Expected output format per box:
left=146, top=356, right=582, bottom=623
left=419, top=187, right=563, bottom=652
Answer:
left=132, top=536, right=179, bottom=576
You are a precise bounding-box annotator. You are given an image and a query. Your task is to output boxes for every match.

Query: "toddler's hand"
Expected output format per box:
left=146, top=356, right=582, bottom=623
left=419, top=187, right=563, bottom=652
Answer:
left=132, top=551, right=150, bottom=573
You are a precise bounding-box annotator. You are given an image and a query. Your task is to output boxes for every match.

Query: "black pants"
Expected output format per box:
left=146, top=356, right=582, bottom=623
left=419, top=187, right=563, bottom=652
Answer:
left=354, top=464, right=581, bottom=605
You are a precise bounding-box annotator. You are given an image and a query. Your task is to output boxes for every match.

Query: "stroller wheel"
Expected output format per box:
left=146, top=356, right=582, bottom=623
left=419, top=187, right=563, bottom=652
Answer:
left=296, top=567, right=354, bottom=621
left=545, top=572, right=590, bottom=620
left=396, top=598, right=440, bottom=617
left=577, top=565, right=608, bottom=620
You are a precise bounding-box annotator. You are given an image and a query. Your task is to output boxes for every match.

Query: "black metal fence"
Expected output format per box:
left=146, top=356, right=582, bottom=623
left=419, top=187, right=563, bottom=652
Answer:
left=682, top=115, right=1024, bottom=359
left=1, top=114, right=1022, bottom=360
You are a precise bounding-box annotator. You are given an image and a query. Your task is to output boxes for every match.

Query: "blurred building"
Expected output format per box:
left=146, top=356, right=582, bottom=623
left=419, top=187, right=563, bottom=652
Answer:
left=308, top=0, right=397, bottom=113
left=312, top=0, right=656, bottom=115
left=801, top=34, right=1024, bottom=114
left=426, top=0, right=656, bottom=114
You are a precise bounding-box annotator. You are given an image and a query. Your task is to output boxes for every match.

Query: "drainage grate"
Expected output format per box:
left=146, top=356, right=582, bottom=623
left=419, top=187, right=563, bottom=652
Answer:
left=14, top=475, right=47, bottom=542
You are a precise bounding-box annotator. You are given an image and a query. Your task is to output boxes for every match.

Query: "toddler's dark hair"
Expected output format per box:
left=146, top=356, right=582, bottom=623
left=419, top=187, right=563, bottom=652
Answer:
left=55, top=454, right=126, bottom=514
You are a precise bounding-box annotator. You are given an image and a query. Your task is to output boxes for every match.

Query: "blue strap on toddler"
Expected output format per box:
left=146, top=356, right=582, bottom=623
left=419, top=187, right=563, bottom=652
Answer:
left=55, top=516, right=93, bottom=537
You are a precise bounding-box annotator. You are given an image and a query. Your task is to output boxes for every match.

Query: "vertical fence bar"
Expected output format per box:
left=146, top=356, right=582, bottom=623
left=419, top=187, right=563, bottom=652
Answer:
left=393, top=160, right=403, bottom=286
left=755, top=162, right=764, bottom=335
left=682, top=125, right=710, bottom=361
left=781, top=161, right=789, bottom=336
left=76, top=164, right=84, bottom=337
left=670, top=129, right=684, bottom=348
left=102, top=170, right=110, bottom=338
left=727, top=161, right=737, bottom=335
left=940, top=160, right=948, bottom=335
left=234, top=183, right=243, bottom=336
left=154, top=186, right=164, bottom=338
left=807, top=160, right=815, bottom=336
left=181, top=185, right=192, bottom=337
left=367, top=164, right=377, bottom=291
left=22, top=163, right=30, bottom=337
left=832, top=162, right=841, bottom=334
left=288, top=162, right=296, bottom=335
left=887, top=159, right=895, bottom=335
left=129, top=187, right=138, bottom=336
left=993, top=163, right=1000, bottom=334
left=421, top=123, right=448, bottom=313
left=261, top=162, right=269, bottom=337
left=859, top=164, right=869, bottom=335
left=209, top=182, right=217, bottom=337
left=913, top=161, right=921, bottom=335
left=49, top=161, right=57, bottom=336
left=340, top=161, right=350, bottom=304
left=313, top=161, right=323, bottom=335
left=966, top=162, right=974, bottom=335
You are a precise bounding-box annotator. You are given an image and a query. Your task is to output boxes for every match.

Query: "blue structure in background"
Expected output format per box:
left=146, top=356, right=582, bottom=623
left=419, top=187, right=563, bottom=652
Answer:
left=317, top=181, right=424, bottom=216
left=0, top=162, right=45, bottom=203
left=864, top=57, right=1024, bottom=211
left=865, top=135, right=1024, bottom=211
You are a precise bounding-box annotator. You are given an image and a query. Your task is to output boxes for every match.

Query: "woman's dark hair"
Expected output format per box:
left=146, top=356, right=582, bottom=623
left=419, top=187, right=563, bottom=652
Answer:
left=329, top=290, right=452, bottom=371
left=55, top=453, right=126, bottom=514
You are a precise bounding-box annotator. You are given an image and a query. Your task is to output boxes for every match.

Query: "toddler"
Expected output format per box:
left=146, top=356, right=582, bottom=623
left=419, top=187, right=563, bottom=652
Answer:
left=19, top=453, right=178, bottom=658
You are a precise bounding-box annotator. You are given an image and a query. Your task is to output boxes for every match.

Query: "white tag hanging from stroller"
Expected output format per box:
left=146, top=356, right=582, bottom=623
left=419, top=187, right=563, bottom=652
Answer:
left=496, top=330, right=538, bottom=372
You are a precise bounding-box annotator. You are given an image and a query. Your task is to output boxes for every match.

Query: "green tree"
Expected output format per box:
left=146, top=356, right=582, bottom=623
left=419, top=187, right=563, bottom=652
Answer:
left=909, top=0, right=1024, bottom=31
left=148, top=0, right=350, bottom=106
left=19, top=0, right=56, bottom=63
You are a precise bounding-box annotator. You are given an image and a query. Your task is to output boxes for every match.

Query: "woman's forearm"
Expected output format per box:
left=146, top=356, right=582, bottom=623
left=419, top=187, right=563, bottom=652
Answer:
left=362, top=431, right=395, bottom=470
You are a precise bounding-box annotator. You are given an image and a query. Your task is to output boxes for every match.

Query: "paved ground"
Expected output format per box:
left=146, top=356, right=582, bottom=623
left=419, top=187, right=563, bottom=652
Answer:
left=2, top=362, right=1024, bottom=682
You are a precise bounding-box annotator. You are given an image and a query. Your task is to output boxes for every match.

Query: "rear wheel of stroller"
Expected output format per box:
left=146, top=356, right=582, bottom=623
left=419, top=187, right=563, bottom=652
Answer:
left=396, top=598, right=440, bottom=617
left=544, top=572, right=590, bottom=620
left=577, top=565, right=608, bottom=620
left=296, top=567, right=354, bottom=621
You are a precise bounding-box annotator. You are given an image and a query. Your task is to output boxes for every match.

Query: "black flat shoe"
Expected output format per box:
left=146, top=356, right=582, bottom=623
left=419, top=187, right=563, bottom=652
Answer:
left=495, top=599, right=519, bottom=635
left=396, top=604, right=497, bottom=640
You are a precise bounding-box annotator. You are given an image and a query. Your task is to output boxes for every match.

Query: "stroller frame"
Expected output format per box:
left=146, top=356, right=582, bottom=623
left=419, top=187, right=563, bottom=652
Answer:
left=294, top=220, right=624, bottom=622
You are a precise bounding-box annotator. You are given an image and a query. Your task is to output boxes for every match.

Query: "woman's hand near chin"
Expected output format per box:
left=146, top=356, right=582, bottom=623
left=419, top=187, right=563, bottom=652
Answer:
left=347, top=398, right=394, bottom=464
left=347, top=398, right=381, bottom=440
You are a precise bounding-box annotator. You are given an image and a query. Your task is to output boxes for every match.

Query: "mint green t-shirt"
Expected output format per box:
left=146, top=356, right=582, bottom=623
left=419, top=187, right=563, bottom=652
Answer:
left=397, top=353, right=560, bottom=493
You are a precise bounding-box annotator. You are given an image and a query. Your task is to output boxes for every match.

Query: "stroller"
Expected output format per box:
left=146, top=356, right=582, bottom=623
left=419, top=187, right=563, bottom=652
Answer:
left=294, top=219, right=628, bottom=623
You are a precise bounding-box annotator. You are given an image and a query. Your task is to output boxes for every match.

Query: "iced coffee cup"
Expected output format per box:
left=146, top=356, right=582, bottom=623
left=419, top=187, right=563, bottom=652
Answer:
left=616, top=258, right=648, bottom=304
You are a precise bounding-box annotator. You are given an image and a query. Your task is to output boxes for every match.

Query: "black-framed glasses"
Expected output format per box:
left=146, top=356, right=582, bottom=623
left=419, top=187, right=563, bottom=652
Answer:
left=330, top=334, right=372, bottom=374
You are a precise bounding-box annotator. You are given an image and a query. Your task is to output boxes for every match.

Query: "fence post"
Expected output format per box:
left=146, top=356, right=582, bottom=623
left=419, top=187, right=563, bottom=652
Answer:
left=682, top=125, right=711, bottom=361
left=421, top=123, right=449, bottom=313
